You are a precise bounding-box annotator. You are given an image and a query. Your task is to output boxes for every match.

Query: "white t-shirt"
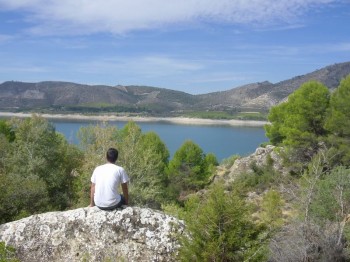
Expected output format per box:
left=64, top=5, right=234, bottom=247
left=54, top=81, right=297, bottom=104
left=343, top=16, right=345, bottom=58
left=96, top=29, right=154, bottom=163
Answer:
left=91, top=163, right=129, bottom=207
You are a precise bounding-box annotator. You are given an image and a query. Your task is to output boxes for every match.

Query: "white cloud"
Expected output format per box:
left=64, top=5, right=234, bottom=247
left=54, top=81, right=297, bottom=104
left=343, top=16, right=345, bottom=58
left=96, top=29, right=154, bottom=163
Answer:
left=72, top=55, right=203, bottom=77
left=0, top=0, right=339, bottom=35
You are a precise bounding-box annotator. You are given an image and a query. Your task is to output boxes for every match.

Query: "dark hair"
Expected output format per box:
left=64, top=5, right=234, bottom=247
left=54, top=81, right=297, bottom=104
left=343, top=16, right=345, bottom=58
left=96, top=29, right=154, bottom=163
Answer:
left=106, top=148, right=118, bottom=163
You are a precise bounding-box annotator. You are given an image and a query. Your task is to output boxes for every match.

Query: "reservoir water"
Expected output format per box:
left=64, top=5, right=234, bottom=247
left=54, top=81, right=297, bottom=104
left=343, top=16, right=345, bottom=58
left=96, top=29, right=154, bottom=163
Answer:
left=52, top=119, right=267, bottom=162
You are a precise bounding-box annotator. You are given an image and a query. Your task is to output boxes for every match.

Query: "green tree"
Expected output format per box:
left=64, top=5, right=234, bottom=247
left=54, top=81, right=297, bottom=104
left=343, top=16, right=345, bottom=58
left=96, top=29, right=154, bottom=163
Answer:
left=204, top=152, right=219, bottom=175
left=1, top=115, right=82, bottom=217
left=265, top=102, right=288, bottom=145
left=75, top=123, right=118, bottom=206
left=324, top=75, right=350, bottom=165
left=75, top=121, right=170, bottom=208
left=325, top=75, right=350, bottom=137
left=0, top=119, right=15, bottom=142
left=0, top=172, right=49, bottom=223
left=0, top=134, right=11, bottom=171
left=265, top=81, right=330, bottom=149
left=179, top=183, right=267, bottom=261
left=117, top=122, right=170, bottom=208
left=166, top=140, right=217, bottom=202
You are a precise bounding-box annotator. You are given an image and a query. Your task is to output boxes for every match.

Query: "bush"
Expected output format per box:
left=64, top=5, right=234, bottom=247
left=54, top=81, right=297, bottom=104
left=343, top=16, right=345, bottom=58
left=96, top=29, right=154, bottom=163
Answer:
left=178, top=183, right=268, bottom=261
left=0, top=242, right=19, bottom=262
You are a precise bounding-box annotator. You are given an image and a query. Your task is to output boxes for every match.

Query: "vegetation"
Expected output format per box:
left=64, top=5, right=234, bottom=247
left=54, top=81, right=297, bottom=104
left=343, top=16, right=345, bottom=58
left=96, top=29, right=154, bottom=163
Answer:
left=184, top=110, right=268, bottom=121
left=0, top=115, right=82, bottom=223
left=264, top=75, right=350, bottom=261
left=265, top=81, right=330, bottom=149
left=1, top=75, right=350, bottom=261
left=166, top=140, right=218, bottom=202
left=178, top=183, right=268, bottom=261
left=0, top=242, right=19, bottom=262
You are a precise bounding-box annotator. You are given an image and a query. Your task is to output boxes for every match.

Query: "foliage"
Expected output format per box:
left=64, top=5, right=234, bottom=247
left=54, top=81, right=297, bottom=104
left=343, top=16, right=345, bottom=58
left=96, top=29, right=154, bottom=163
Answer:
left=264, top=102, right=288, bottom=145
left=325, top=75, right=350, bottom=138
left=166, top=140, right=218, bottom=202
left=233, top=161, right=280, bottom=193
left=309, top=166, right=350, bottom=223
left=0, top=120, right=15, bottom=142
left=324, top=135, right=350, bottom=167
left=48, top=104, right=151, bottom=114
left=0, top=172, right=49, bottom=223
left=204, top=152, right=218, bottom=175
left=184, top=111, right=267, bottom=121
left=185, top=111, right=236, bottom=120
left=75, top=123, right=119, bottom=206
left=0, top=242, right=19, bottom=262
left=260, top=190, right=284, bottom=230
left=270, top=153, right=350, bottom=261
left=324, top=75, right=350, bottom=166
left=220, top=154, right=239, bottom=167
left=265, top=81, right=330, bottom=150
left=74, top=121, right=170, bottom=208
left=0, top=135, right=10, bottom=171
left=300, top=150, right=350, bottom=225
left=116, top=122, right=170, bottom=208
left=0, top=115, right=82, bottom=222
left=161, top=202, right=186, bottom=220
left=178, top=183, right=268, bottom=262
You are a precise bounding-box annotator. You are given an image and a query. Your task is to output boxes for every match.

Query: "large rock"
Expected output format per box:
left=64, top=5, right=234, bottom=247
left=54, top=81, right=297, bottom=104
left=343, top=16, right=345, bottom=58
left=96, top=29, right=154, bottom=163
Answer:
left=229, top=145, right=285, bottom=174
left=215, top=145, right=290, bottom=185
left=0, top=206, right=185, bottom=262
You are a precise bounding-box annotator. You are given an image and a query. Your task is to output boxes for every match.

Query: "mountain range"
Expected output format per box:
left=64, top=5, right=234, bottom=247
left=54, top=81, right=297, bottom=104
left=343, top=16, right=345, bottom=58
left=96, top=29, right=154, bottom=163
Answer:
left=1, top=61, right=350, bottom=115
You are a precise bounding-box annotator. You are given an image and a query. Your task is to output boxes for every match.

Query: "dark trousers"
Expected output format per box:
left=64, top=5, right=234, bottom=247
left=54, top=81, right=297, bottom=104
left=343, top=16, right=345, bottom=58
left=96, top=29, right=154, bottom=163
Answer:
left=97, top=195, right=126, bottom=210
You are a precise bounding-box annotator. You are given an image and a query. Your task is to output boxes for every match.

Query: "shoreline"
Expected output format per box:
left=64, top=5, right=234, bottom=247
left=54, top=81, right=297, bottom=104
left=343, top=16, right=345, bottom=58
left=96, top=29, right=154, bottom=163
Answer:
left=0, top=112, right=267, bottom=127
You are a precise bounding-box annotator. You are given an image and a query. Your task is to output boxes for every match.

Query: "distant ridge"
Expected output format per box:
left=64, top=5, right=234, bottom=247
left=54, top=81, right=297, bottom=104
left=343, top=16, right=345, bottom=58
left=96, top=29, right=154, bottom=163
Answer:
left=197, top=61, right=350, bottom=111
left=0, top=61, right=349, bottom=114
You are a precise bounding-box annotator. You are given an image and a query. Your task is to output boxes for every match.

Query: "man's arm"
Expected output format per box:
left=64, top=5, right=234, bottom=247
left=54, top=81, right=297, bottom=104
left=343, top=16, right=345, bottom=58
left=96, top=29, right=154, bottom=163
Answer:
left=121, top=182, right=129, bottom=205
left=89, top=183, right=95, bottom=207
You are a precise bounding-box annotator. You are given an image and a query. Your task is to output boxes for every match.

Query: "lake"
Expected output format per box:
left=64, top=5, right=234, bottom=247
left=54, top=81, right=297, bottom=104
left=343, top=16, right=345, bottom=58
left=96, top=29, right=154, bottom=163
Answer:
left=52, top=119, right=267, bottom=162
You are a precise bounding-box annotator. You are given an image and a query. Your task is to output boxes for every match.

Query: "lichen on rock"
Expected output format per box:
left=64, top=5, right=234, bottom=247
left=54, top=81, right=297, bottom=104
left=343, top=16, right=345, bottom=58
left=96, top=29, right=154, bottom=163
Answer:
left=0, top=206, right=185, bottom=262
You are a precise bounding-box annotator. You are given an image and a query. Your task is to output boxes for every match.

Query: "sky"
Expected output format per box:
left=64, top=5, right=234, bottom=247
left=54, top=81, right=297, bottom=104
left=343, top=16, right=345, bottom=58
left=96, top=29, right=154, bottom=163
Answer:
left=0, top=0, right=349, bottom=94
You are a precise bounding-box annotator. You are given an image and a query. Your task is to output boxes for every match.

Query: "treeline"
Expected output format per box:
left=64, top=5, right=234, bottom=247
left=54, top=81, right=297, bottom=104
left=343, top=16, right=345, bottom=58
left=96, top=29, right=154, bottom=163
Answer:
left=1, top=75, right=350, bottom=261
left=184, top=110, right=267, bottom=121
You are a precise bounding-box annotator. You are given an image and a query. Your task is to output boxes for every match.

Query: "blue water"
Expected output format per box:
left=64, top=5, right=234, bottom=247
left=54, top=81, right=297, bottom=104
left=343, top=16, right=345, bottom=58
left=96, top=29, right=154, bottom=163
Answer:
left=52, top=119, right=267, bottom=162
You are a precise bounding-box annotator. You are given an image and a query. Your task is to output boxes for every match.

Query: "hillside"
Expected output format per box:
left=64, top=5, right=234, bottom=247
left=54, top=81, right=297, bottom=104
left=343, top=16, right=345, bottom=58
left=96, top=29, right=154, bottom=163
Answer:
left=0, top=81, right=198, bottom=114
left=198, top=61, right=350, bottom=111
left=0, top=61, right=349, bottom=115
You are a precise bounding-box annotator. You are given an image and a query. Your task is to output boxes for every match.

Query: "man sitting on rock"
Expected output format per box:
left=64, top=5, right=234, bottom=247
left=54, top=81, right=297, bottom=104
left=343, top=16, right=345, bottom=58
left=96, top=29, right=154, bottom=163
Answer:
left=89, top=148, right=129, bottom=210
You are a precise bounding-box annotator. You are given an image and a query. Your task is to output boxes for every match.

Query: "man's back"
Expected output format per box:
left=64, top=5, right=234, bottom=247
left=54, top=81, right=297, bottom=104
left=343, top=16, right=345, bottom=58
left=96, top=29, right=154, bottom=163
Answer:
left=91, top=163, right=128, bottom=207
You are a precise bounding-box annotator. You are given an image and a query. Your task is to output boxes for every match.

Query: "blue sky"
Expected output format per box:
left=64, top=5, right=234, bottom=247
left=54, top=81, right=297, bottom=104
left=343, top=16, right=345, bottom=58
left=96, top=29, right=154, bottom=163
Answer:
left=0, top=0, right=349, bottom=94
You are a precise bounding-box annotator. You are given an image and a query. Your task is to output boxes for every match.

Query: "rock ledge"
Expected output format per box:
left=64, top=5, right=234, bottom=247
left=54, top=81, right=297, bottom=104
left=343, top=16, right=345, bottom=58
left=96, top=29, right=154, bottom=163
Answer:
left=0, top=206, right=184, bottom=261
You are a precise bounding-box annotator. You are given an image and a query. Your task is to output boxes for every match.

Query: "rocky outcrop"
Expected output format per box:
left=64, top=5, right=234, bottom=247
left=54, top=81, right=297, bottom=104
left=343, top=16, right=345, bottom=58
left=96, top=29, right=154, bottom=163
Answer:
left=216, top=145, right=289, bottom=184
left=0, top=206, right=185, bottom=262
